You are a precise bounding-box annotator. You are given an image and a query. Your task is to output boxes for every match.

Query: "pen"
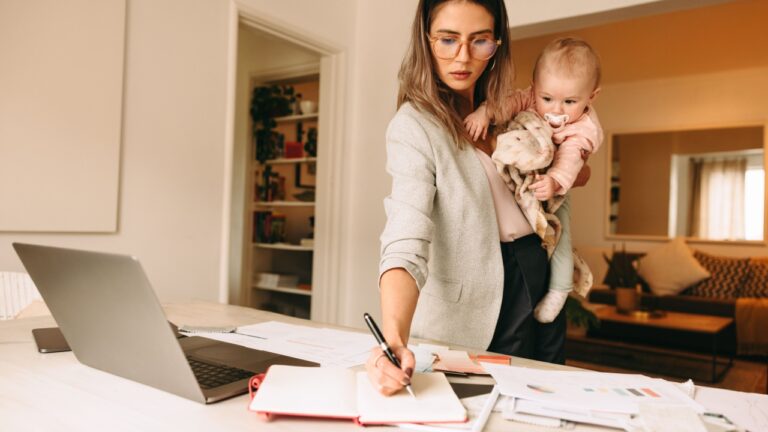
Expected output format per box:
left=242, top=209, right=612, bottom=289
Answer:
left=363, top=312, right=416, bottom=398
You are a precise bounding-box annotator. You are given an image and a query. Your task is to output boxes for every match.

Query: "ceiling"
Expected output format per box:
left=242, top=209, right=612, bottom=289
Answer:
left=509, top=0, right=768, bottom=87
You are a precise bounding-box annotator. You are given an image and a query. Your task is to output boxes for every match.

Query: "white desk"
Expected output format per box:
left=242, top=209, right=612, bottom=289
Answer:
left=1, top=301, right=766, bottom=431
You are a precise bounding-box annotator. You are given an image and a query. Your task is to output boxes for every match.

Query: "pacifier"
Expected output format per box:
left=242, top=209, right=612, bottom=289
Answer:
left=544, top=113, right=570, bottom=128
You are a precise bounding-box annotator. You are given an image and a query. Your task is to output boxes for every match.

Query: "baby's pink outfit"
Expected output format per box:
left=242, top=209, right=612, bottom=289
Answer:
left=494, top=87, right=604, bottom=194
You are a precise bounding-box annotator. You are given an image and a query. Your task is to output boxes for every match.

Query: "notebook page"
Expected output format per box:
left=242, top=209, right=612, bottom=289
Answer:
left=356, top=372, right=467, bottom=425
left=249, top=366, right=358, bottom=419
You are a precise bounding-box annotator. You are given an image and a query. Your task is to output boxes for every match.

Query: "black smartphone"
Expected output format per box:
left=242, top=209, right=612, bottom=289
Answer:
left=32, top=327, right=71, bottom=353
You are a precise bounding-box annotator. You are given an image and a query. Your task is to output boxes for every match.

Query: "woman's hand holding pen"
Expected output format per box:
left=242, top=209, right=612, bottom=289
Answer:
left=365, top=345, right=415, bottom=396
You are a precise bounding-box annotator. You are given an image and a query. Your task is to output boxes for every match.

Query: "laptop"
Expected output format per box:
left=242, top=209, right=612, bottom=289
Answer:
left=13, top=242, right=317, bottom=404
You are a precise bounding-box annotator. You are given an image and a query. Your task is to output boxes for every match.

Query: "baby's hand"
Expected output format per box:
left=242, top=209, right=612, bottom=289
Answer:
left=530, top=174, right=559, bottom=201
left=463, top=106, right=490, bottom=141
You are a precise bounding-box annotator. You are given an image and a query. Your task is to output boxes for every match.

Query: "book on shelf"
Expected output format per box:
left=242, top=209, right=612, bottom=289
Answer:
left=252, top=211, right=286, bottom=243
left=255, top=272, right=299, bottom=289
left=249, top=365, right=467, bottom=425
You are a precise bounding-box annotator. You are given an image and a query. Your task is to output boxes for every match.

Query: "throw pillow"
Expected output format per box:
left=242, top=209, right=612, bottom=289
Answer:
left=686, top=251, right=750, bottom=299
left=741, top=257, right=768, bottom=298
left=636, top=237, right=710, bottom=296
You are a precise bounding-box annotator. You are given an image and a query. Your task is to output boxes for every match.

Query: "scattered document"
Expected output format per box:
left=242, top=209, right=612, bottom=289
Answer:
left=433, top=350, right=486, bottom=375
left=396, top=386, right=502, bottom=432
left=638, top=403, right=707, bottom=432
left=188, top=321, right=375, bottom=368
left=508, top=397, right=631, bottom=430
left=482, top=363, right=703, bottom=416
left=419, top=345, right=509, bottom=376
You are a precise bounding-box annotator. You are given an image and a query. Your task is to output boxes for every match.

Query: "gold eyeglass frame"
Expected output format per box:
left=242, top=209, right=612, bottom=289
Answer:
left=427, top=34, right=502, bottom=61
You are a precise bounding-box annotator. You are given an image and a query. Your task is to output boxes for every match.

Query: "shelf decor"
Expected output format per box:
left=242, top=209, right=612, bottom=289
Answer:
left=250, top=84, right=296, bottom=163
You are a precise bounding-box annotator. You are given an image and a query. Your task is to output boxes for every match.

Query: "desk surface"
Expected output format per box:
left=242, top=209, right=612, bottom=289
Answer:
left=595, top=305, right=734, bottom=333
left=1, top=301, right=766, bottom=432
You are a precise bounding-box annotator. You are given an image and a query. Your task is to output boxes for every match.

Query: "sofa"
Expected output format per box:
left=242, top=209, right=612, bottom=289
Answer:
left=578, top=245, right=768, bottom=356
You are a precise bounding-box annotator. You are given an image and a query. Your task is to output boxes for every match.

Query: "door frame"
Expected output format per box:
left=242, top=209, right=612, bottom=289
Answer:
left=220, top=0, right=347, bottom=324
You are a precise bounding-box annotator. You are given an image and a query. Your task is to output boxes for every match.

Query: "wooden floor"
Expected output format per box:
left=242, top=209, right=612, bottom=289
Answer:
left=566, top=357, right=767, bottom=394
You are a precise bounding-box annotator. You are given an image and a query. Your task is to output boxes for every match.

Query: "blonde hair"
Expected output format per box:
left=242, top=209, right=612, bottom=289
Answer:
left=397, top=0, right=515, bottom=149
left=533, top=37, right=601, bottom=90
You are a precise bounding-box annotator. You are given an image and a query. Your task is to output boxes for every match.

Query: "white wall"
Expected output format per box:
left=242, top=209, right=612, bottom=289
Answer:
left=572, top=66, right=768, bottom=258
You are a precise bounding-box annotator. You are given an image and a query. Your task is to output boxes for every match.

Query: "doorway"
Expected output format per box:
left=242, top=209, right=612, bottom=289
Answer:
left=224, top=12, right=346, bottom=324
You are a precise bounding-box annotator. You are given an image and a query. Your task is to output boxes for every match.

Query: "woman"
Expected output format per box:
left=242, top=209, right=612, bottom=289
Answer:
left=366, top=0, right=574, bottom=396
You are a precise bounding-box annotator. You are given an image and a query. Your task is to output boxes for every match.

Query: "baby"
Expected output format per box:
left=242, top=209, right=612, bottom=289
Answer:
left=466, top=36, right=603, bottom=200
left=467, top=37, right=604, bottom=322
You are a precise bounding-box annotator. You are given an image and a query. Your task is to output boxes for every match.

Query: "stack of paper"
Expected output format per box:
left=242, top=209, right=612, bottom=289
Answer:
left=482, top=363, right=709, bottom=431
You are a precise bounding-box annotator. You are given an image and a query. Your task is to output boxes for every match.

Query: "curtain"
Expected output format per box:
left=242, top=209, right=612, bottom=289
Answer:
left=688, top=158, right=747, bottom=239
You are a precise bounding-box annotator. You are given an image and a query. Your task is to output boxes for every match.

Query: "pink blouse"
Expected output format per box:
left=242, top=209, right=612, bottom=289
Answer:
left=474, top=147, right=534, bottom=242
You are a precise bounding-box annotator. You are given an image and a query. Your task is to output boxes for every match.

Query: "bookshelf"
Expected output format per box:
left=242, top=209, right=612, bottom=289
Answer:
left=245, top=73, right=319, bottom=319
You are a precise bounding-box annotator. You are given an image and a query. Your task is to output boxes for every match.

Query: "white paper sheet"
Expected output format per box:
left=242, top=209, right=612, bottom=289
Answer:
left=188, top=321, right=376, bottom=368
left=638, top=403, right=707, bottom=432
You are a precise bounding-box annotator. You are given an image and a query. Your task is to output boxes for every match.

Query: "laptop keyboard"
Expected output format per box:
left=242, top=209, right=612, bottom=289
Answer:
left=186, top=357, right=254, bottom=389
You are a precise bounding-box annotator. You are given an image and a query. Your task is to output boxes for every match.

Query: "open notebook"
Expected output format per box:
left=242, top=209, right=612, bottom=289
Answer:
left=248, top=365, right=467, bottom=425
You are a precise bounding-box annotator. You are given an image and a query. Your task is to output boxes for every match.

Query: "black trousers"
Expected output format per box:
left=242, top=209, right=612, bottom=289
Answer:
left=487, top=234, right=566, bottom=364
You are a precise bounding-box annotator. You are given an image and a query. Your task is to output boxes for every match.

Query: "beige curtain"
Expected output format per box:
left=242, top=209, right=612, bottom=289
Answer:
left=688, top=158, right=747, bottom=239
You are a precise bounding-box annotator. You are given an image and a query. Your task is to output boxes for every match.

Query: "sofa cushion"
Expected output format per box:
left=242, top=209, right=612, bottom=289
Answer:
left=685, top=251, right=750, bottom=299
left=742, top=257, right=768, bottom=298
left=636, top=238, right=710, bottom=296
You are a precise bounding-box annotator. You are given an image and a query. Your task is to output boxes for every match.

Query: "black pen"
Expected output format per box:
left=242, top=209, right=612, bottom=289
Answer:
left=363, top=312, right=416, bottom=398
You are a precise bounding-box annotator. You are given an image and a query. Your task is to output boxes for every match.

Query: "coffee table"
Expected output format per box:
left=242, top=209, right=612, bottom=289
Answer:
left=569, top=305, right=734, bottom=382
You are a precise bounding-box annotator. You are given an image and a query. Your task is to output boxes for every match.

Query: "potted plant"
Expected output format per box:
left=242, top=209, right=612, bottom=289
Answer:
left=250, top=85, right=295, bottom=163
left=565, top=295, right=600, bottom=336
left=304, top=127, right=317, bottom=157
left=603, top=243, right=642, bottom=314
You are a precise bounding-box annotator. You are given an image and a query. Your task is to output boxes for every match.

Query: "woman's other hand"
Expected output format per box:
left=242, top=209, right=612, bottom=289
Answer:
left=365, top=345, right=415, bottom=396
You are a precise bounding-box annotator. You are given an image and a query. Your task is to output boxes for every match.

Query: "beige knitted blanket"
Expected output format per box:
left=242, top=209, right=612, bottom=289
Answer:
left=492, top=110, right=593, bottom=297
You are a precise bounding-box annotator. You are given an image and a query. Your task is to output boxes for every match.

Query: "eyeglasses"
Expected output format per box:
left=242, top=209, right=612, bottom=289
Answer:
left=428, top=34, right=501, bottom=61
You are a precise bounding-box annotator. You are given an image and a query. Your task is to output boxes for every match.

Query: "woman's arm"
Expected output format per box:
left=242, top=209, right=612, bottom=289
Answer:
left=365, top=268, right=419, bottom=396
left=380, top=268, right=419, bottom=346
left=369, top=107, right=437, bottom=395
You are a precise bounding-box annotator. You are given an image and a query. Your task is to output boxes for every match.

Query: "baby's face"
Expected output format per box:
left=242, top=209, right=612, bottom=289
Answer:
left=533, top=68, right=597, bottom=128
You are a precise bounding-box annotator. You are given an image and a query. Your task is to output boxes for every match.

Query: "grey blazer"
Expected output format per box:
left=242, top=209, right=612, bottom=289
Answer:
left=379, top=102, right=572, bottom=350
